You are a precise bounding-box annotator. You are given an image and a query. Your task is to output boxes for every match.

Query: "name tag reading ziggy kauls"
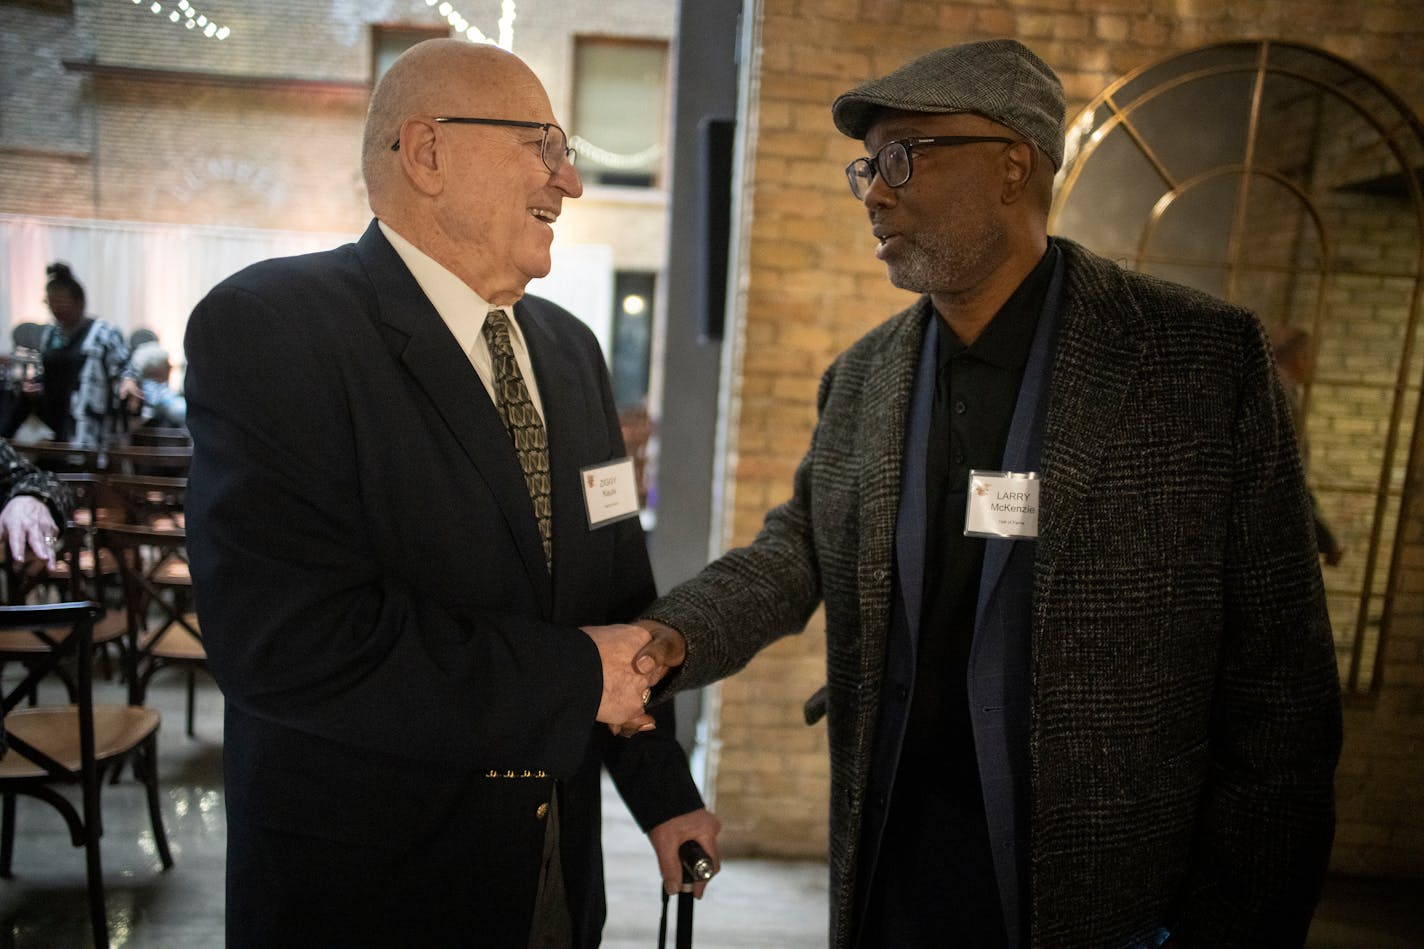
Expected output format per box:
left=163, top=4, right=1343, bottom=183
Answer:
left=964, top=470, right=1040, bottom=540
left=580, top=457, right=641, bottom=529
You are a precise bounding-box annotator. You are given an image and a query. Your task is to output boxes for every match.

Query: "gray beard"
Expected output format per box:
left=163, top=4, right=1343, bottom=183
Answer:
left=883, top=215, right=1007, bottom=298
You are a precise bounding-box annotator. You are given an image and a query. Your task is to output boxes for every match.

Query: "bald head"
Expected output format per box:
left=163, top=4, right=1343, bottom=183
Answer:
left=362, top=39, right=550, bottom=208
left=359, top=39, right=581, bottom=304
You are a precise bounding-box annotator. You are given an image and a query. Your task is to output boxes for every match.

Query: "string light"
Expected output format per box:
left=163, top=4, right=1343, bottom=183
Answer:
left=129, top=0, right=231, bottom=41
left=426, top=0, right=517, bottom=50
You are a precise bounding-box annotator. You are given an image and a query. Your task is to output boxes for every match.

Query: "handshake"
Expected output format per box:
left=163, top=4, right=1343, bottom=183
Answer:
left=581, top=620, right=687, bottom=737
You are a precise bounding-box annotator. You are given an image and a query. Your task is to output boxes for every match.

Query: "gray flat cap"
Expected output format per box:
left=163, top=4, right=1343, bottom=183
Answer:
left=832, top=39, right=1065, bottom=168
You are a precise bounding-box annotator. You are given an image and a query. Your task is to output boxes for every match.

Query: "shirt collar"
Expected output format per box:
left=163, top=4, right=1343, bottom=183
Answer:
left=377, top=219, right=526, bottom=357
left=936, top=243, right=1057, bottom=372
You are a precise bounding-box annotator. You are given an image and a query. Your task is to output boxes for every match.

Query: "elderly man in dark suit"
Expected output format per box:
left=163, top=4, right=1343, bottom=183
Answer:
left=184, top=39, right=717, bottom=948
left=635, top=39, right=1340, bottom=948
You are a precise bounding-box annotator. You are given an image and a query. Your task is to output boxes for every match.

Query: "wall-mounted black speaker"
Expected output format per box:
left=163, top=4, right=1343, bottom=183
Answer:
left=698, top=117, right=735, bottom=342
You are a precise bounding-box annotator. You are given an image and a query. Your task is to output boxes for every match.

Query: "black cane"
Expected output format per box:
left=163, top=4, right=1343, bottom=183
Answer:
left=657, top=840, right=714, bottom=949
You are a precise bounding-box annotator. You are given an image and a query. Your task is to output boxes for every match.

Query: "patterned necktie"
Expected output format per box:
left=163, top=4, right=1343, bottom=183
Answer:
left=482, top=309, right=553, bottom=571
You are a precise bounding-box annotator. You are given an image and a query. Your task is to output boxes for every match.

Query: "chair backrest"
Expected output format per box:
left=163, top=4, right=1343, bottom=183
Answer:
left=2, top=520, right=89, bottom=606
left=56, top=472, right=106, bottom=529
left=100, top=474, right=187, bottom=530
left=15, top=441, right=101, bottom=474
left=0, top=601, right=101, bottom=726
left=126, top=428, right=191, bottom=448
left=97, top=524, right=196, bottom=702
left=101, top=444, right=192, bottom=477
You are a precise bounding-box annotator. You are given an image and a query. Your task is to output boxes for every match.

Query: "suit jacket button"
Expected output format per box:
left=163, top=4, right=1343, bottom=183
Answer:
left=536, top=802, right=550, bottom=820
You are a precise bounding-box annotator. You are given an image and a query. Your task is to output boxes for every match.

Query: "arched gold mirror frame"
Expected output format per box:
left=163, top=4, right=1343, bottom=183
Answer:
left=1050, top=40, right=1424, bottom=698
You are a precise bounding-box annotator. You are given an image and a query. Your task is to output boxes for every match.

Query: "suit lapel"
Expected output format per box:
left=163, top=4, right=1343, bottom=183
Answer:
left=515, top=299, right=592, bottom=613
left=353, top=222, right=553, bottom=611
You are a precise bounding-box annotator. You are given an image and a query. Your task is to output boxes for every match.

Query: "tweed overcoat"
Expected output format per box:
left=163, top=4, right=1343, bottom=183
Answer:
left=644, top=239, right=1341, bottom=947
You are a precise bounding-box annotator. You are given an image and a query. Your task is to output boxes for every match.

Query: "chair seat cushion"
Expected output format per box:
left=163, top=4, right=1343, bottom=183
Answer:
left=142, top=616, right=205, bottom=661
left=0, top=611, right=127, bottom=654
left=0, top=705, right=161, bottom=778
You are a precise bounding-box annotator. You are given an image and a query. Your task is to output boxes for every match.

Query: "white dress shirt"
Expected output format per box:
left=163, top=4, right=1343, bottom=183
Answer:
left=378, top=220, right=546, bottom=422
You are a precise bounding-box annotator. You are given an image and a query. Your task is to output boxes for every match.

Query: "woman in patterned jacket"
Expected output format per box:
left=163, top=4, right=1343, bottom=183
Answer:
left=2, top=262, right=142, bottom=446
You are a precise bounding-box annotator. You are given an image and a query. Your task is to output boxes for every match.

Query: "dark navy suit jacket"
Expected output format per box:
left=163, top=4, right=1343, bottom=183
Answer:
left=185, top=220, right=701, bottom=947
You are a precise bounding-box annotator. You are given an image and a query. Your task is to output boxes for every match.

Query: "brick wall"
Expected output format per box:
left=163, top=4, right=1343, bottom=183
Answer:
left=0, top=0, right=675, bottom=263
left=711, top=0, right=1424, bottom=875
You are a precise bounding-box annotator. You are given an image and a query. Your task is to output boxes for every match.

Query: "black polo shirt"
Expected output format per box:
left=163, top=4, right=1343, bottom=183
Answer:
left=863, top=246, right=1055, bottom=948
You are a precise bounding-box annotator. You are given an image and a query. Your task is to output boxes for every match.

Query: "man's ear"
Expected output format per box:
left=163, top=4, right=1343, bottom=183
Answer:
left=1001, top=140, right=1035, bottom=204
left=395, top=118, right=444, bottom=197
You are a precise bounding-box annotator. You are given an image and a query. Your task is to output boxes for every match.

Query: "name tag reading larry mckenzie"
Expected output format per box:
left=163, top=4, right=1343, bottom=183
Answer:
left=965, top=470, right=1040, bottom=539
left=581, top=458, right=640, bottom=529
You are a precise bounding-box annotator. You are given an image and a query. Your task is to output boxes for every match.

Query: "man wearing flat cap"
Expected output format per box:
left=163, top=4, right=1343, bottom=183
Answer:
left=634, top=38, right=1340, bottom=948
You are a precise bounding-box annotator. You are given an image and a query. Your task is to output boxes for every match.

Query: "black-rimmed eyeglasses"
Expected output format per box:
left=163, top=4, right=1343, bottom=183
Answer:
left=391, top=117, right=576, bottom=175
left=844, top=135, right=1019, bottom=199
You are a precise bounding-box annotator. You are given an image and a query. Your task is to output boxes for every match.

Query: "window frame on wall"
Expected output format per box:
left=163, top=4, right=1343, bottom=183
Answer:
left=1050, top=40, right=1424, bottom=702
left=570, top=35, right=671, bottom=190
left=4, top=0, right=75, bottom=12
left=370, top=24, right=450, bottom=84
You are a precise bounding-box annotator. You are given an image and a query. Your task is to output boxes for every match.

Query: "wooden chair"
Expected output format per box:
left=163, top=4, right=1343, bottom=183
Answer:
left=48, top=473, right=122, bottom=601
left=100, top=445, right=192, bottom=478
left=1, top=523, right=126, bottom=701
left=7, top=484, right=125, bottom=679
left=0, top=601, right=173, bottom=949
left=99, top=525, right=205, bottom=736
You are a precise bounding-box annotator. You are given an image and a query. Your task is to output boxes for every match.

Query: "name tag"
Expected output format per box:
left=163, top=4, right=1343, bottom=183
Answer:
left=580, top=458, right=640, bottom=529
left=964, top=470, right=1040, bottom=539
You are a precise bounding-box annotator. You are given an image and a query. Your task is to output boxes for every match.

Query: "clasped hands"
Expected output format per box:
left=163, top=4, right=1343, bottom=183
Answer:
left=581, top=619, right=687, bottom=738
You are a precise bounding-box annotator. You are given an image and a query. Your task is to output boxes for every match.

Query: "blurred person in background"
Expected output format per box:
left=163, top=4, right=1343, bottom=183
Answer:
left=0, top=262, right=141, bottom=445
left=130, top=341, right=187, bottom=428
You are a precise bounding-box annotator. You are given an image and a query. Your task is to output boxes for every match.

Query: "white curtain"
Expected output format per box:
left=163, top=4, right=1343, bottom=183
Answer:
left=1, top=214, right=615, bottom=378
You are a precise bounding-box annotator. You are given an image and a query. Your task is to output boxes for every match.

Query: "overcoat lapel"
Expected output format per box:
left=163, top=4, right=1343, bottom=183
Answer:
left=855, top=301, right=934, bottom=747
left=353, top=222, right=553, bottom=614
left=1035, top=243, right=1147, bottom=569
left=975, top=247, right=1065, bottom=627
left=892, top=311, right=938, bottom=659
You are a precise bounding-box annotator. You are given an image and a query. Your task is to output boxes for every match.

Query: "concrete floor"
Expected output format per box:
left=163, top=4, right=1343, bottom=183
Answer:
left=0, top=671, right=1420, bottom=948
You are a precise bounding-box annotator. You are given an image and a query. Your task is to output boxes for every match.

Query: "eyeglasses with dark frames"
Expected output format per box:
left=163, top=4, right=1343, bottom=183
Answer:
left=390, top=117, right=576, bottom=175
left=845, top=135, right=1019, bottom=199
